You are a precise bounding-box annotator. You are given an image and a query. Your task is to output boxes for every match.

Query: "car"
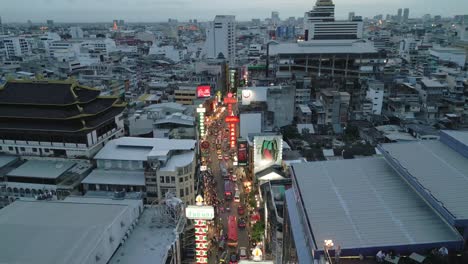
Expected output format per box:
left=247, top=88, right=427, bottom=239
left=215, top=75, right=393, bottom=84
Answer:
left=218, top=154, right=223, bottom=160
left=229, top=253, right=238, bottom=264
left=228, top=168, right=234, bottom=174
left=238, top=217, right=246, bottom=228
left=239, top=247, right=248, bottom=260
left=217, top=150, right=222, bottom=155
left=230, top=174, right=237, bottom=182
left=224, top=174, right=230, bottom=180
left=223, top=155, right=230, bottom=161
left=219, top=251, right=228, bottom=263
left=216, top=144, right=222, bottom=150
left=237, top=205, right=245, bottom=215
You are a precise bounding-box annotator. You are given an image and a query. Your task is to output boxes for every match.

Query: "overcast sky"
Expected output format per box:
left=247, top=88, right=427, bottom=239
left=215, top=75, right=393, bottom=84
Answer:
left=1, top=0, right=467, bottom=23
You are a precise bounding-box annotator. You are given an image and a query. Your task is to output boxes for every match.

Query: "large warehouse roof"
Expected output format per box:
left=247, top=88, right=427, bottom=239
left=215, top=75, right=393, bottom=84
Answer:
left=380, top=139, right=468, bottom=225
left=291, top=158, right=462, bottom=253
left=0, top=200, right=130, bottom=264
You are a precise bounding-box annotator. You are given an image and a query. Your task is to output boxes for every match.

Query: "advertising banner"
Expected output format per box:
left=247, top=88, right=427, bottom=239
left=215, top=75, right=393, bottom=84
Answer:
left=253, top=135, right=283, bottom=173
left=237, top=140, right=248, bottom=166
left=197, top=85, right=211, bottom=98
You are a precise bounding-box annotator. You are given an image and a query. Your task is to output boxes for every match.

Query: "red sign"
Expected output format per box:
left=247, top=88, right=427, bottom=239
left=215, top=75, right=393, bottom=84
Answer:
left=197, top=85, right=211, bottom=98
left=225, top=116, right=240, bottom=123
left=224, top=97, right=237, bottom=104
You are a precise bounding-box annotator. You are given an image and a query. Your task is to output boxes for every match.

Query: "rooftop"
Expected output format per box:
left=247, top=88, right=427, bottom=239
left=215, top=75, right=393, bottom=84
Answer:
left=7, top=160, right=76, bottom=179
left=269, top=40, right=378, bottom=56
left=380, top=138, right=468, bottom=224
left=0, top=155, right=18, bottom=168
left=94, top=137, right=196, bottom=161
left=82, top=169, right=146, bottom=186
left=291, top=158, right=462, bottom=252
left=0, top=200, right=132, bottom=264
left=160, top=151, right=195, bottom=172
left=109, top=207, right=177, bottom=264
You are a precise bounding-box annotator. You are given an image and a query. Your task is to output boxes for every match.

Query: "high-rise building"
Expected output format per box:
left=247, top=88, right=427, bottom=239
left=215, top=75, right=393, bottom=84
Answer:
left=204, top=15, right=236, bottom=65
left=304, top=0, right=363, bottom=41
left=0, top=16, right=3, bottom=34
left=271, top=11, right=280, bottom=25
left=0, top=36, right=31, bottom=59
left=397, top=8, right=403, bottom=22
left=403, top=8, right=410, bottom=23
left=348, top=12, right=355, bottom=21
left=47, top=19, right=54, bottom=27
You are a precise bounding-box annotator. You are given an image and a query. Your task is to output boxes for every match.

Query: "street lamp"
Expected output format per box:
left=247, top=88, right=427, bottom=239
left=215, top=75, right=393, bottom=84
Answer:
left=265, top=40, right=279, bottom=78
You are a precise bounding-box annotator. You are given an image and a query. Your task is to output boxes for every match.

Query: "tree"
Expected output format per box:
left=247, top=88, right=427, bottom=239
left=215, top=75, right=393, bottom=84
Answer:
left=281, top=125, right=301, bottom=140
left=251, top=221, right=265, bottom=242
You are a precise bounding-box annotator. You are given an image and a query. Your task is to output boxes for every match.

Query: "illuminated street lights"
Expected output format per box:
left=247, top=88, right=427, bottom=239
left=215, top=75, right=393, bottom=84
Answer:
left=324, top=239, right=334, bottom=264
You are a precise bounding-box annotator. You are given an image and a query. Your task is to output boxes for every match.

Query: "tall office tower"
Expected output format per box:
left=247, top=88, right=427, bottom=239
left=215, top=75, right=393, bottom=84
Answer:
left=271, top=11, right=280, bottom=25
left=403, top=8, right=409, bottom=23
left=348, top=12, right=355, bottom=21
left=304, top=0, right=363, bottom=41
left=306, top=0, right=335, bottom=23
left=47, top=20, right=54, bottom=27
left=204, top=15, right=236, bottom=65
left=397, top=8, right=403, bottom=22
left=118, top=20, right=124, bottom=26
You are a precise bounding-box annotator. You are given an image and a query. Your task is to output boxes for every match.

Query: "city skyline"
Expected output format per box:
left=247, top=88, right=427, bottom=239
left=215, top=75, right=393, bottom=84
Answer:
left=0, top=0, right=467, bottom=23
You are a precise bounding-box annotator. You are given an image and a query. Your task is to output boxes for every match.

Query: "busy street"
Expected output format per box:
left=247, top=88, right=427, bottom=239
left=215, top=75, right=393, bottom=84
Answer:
left=199, top=103, right=257, bottom=264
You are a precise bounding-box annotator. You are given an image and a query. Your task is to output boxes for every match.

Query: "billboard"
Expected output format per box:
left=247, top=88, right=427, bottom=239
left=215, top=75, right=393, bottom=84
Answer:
left=237, top=140, right=248, bottom=166
left=197, top=85, right=211, bottom=98
left=253, top=135, right=283, bottom=173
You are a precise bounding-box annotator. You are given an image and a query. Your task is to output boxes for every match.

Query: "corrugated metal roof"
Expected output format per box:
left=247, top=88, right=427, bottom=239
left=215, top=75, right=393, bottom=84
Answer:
left=442, top=130, right=468, bottom=146
left=291, top=158, right=461, bottom=250
left=381, top=141, right=468, bottom=221
left=82, top=169, right=145, bottom=186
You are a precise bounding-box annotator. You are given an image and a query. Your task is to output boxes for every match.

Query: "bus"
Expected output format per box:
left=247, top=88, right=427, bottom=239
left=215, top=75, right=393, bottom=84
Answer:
left=224, top=180, right=233, bottom=200
left=227, top=215, right=238, bottom=247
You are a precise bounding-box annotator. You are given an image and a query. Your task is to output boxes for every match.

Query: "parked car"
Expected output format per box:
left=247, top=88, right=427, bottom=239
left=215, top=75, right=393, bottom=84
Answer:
left=229, top=253, right=238, bottom=264
left=218, top=154, right=223, bottom=160
left=239, top=247, right=248, bottom=260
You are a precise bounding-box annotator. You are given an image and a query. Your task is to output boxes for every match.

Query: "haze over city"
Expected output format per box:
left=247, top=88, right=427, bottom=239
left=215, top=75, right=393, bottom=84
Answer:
left=1, top=0, right=467, bottom=22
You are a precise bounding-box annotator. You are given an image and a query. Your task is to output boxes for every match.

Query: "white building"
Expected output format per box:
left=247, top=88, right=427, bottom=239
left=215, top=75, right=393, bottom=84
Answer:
left=366, top=80, right=384, bottom=115
left=89, top=137, right=197, bottom=204
left=204, top=15, right=236, bottom=64
left=148, top=45, right=187, bottom=63
left=0, top=36, right=32, bottom=59
left=303, top=0, right=363, bottom=41
left=69, top=26, right=84, bottom=39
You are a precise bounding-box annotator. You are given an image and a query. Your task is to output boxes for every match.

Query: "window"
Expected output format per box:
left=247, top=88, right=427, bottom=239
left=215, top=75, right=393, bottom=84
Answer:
left=8, top=147, right=14, bottom=151
left=160, top=176, right=164, bottom=183
left=171, top=176, right=175, bottom=184
left=44, top=148, right=50, bottom=153
left=165, top=176, right=170, bottom=183
left=20, top=147, right=25, bottom=151
left=185, top=176, right=188, bottom=182
left=180, top=189, right=184, bottom=197
left=32, top=148, right=38, bottom=152
left=179, top=177, right=183, bottom=183
left=185, top=187, right=189, bottom=196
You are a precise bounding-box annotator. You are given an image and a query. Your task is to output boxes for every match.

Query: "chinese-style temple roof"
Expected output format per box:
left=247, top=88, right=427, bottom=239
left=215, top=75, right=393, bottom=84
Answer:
left=0, top=80, right=125, bottom=133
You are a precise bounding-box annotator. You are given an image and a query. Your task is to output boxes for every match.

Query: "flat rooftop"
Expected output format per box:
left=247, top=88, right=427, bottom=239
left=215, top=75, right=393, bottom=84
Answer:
left=109, top=207, right=177, bottom=264
left=94, top=137, right=196, bottom=161
left=0, top=155, right=18, bottom=168
left=0, top=200, right=129, bottom=264
left=291, top=158, right=462, bottom=252
left=6, top=160, right=76, bottom=179
left=82, top=169, right=146, bottom=186
left=269, top=40, right=378, bottom=56
left=380, top=139, right=468, bottom=224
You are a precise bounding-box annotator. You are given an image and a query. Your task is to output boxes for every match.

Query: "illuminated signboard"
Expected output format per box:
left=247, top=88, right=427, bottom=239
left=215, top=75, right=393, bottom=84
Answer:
left=237, top=140, right=248, bottom=166
left=197, top=85, right=211, bottom=98
left=229, top=123, right=236, bottom=148
left=253, top=134, right=283, bottom=173
left=225, top=116, right=240, bottom=123
left=185, top=206, right=215, bottom=220
left=197, top=106, right=206, bottom=137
